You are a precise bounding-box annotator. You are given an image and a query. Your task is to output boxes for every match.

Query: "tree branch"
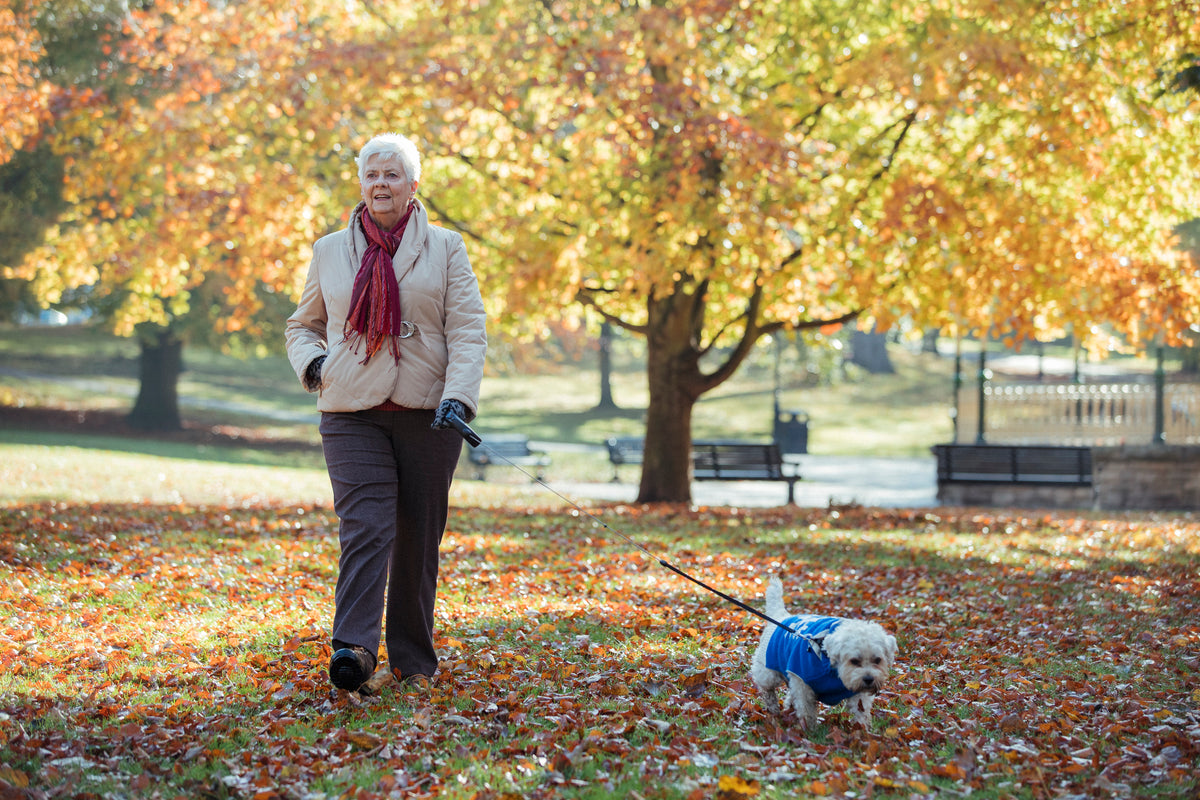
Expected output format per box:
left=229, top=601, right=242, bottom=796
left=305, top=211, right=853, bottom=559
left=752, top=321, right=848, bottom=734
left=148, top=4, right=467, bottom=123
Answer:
left=420, top=194, right=489, bottom=246
left=577, top=285, right=649, bottom=336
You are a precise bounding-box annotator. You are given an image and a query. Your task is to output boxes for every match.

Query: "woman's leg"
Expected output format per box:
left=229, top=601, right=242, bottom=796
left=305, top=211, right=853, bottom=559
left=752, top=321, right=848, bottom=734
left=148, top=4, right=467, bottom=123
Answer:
left=319, top=411, right=398, bottom=662
left=383, top=410, right=463, bottom=678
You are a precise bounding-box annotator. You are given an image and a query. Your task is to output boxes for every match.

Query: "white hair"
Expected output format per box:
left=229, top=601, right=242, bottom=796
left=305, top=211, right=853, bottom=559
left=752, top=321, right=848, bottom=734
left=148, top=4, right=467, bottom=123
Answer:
left=356, top=133, right=422, bottom=186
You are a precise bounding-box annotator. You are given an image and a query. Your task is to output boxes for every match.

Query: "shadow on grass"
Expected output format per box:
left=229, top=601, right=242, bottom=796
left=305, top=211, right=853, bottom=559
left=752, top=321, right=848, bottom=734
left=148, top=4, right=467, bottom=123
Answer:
left=0, top=405, right=323, bottom=469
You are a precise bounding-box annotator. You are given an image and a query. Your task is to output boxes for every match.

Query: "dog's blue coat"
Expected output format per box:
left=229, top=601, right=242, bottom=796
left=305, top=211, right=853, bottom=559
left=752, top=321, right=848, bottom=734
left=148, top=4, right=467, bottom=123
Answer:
left=765, top=615, right=854, bottom=705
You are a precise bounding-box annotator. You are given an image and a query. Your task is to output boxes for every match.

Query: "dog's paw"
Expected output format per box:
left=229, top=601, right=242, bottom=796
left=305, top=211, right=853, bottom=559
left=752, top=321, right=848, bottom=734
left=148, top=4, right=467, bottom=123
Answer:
left=848, top=694, right=875, bottom=727
left=756, top=691, right=783, bottom=715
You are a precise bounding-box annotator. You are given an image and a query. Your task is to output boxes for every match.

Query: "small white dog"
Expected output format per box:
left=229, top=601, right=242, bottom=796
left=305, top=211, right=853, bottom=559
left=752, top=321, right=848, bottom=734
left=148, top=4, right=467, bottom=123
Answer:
left=750, top=576, right=897, bottom=730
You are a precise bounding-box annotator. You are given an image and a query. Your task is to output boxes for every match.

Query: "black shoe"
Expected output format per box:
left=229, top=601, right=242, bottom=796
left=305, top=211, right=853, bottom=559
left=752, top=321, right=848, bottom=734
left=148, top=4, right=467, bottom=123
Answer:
left=329, top=646, right=375, bottom=691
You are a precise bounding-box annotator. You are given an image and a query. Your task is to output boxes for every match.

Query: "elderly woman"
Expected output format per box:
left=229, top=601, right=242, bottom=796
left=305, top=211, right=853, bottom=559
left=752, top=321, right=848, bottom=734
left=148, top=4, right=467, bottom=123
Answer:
left=285, top=132, right=487, bottom=691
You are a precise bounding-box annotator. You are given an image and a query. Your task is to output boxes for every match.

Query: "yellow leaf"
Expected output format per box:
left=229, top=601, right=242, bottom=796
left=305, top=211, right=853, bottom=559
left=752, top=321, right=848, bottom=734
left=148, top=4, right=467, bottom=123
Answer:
left=0, top=767, right=29, bottom=788
left=717, top=774, right=760, bottom=797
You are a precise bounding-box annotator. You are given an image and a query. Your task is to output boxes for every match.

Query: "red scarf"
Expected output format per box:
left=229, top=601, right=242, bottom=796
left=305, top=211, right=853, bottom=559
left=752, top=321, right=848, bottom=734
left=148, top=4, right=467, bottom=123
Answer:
left=344, top=201, right=413, bottom=364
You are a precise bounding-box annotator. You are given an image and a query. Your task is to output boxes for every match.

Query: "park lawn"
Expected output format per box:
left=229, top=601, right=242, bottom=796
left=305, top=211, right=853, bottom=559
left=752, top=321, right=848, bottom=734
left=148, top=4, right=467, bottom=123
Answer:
left=1, top=446, right=1198, bottom=799
left=0, top=323, right=969, bottom=457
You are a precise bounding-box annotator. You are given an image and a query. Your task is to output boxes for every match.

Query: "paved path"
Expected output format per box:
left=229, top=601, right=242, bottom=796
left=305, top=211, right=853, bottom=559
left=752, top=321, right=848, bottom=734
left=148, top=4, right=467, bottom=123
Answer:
left=550, top=453, right=938, bottom=509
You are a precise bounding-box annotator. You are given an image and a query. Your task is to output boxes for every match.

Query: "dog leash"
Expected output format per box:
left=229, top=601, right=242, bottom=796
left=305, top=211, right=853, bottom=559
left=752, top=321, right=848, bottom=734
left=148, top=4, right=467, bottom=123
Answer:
left=445, top=411, right=802, bottom=637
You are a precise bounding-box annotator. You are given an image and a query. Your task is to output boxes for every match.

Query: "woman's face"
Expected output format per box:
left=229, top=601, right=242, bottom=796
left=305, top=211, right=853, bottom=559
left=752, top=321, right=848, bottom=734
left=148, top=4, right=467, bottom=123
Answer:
left=360, top=152, right=417, bottom=229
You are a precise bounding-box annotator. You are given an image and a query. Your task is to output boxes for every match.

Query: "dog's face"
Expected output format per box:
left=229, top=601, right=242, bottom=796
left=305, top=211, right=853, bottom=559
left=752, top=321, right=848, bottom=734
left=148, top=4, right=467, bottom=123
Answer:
left=821, top=621, right=897, bottom=695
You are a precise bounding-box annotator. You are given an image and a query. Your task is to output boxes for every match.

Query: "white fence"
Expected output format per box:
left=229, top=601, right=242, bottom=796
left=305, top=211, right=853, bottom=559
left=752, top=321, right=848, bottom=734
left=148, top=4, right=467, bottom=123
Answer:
left=955, top=381, right=1200, bottom=445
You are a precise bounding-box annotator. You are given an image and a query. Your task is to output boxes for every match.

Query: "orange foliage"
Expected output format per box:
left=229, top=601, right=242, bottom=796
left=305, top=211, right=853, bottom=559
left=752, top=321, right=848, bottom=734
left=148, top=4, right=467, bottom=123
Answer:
left=0, top=0, right=52, bottom=164
left=5, top=0, right=1197, bottom=349
left=6, top=0, right=1198, bottom=352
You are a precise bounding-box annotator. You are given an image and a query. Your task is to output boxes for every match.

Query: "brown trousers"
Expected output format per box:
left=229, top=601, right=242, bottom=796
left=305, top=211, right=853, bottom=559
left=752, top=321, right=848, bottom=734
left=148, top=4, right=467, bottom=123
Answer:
left=319, top=409, right=462, bottom=678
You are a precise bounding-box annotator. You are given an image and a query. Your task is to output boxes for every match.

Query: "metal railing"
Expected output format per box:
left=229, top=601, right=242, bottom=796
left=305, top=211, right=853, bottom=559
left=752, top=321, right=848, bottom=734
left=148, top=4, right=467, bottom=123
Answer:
left=955, top=381, right=1200, bottom=445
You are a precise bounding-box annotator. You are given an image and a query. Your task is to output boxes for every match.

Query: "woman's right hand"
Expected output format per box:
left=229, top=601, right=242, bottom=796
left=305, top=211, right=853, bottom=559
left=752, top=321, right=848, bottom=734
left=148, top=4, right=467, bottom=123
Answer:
left=303, top=355, right=327, bottom=392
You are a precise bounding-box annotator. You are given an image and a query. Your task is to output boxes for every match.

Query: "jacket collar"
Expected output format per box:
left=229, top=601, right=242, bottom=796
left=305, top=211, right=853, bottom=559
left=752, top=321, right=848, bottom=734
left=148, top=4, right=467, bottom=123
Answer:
left=347, top=199, right=428, bottom=271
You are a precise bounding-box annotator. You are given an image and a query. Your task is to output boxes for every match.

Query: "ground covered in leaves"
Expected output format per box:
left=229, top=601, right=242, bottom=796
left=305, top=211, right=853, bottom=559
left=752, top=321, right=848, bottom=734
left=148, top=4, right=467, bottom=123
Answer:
left=1, top=502, right=1197, bottom=799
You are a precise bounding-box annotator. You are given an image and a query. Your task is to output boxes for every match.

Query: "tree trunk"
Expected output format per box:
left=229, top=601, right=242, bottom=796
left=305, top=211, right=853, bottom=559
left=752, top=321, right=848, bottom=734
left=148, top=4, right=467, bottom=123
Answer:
left=1182, top=346, right=1200, bottom=375
left=850, top=328, right=895, bottom=374
left=921, top=328, right=940, bottom=354
left=635, top=291, right=710, bottom=503
left=128, top=325, right=183, bottom=431
left=1180, top=331, right=1200, bottom=375
left=595, top=320, right=618, bottom=410
left=637, top=344, right=697, bottom=503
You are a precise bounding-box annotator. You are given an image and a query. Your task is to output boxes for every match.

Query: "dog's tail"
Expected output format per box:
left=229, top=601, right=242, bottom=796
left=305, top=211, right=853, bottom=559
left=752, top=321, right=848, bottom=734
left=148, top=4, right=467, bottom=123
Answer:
left=765, top=576, right=787, bottom=622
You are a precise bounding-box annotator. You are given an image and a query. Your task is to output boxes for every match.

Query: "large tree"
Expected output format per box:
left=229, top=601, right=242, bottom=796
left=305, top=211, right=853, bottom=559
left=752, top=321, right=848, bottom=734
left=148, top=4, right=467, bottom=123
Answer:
left=395, top=0, right=1200, bottom=501
left=3, top=0, right=357, bottom=428
left=6, top=0, right=1199, bottom=500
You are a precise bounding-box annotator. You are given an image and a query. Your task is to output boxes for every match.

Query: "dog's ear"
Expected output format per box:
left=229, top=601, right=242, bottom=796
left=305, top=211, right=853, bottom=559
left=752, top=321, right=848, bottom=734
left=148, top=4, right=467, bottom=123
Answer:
left=884, top=633, right=898, bottom=663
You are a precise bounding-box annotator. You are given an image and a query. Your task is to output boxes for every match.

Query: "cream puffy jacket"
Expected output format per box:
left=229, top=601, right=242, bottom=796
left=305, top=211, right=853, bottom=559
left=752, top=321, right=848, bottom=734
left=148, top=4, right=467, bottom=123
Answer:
left=285, top=201, right=487, bottom=415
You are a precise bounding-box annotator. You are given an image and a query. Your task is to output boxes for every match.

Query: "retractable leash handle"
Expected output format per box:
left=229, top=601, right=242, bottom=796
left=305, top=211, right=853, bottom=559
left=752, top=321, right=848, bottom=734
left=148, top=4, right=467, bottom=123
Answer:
left=444, top=408, right=482, bottom=447
left=441, top=408, right=801, bottom=637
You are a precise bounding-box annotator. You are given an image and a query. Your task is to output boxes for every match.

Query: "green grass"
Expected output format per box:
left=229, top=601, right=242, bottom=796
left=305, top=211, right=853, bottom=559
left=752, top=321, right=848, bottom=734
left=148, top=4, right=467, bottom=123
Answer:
left=3, top=322, right=1184, bottom=460
left=0, top=322, right=965, bottom=459
left=0, top=435, right=330, bottom=505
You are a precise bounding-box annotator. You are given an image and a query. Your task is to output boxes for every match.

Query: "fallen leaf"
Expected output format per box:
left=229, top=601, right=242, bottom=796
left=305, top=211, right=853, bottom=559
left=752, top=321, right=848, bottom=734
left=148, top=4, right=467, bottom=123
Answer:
left=344, top=731, right=383, bottom=750
left=999, top=713, right=1022, bottom=733
left=717, top=774, right=761, bottom=798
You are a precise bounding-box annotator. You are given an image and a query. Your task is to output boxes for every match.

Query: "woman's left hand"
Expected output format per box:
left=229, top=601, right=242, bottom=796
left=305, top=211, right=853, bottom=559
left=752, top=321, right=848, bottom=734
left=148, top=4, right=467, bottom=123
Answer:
left=431, top=399, right=467, bottom=429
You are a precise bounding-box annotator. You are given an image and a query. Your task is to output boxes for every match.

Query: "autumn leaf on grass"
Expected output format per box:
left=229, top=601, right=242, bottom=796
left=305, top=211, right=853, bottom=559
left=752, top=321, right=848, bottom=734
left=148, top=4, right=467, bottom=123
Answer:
left=716, top=774, right=760, bottom=798
left=931, top=762, right=968, bottom=780
left=361, top=663, right=395, bottom=695
left=0, top=767, right=30, bottom=789
left=679, top=668, right=710, bottom=699
left=343, top=731, right=384, bottom=750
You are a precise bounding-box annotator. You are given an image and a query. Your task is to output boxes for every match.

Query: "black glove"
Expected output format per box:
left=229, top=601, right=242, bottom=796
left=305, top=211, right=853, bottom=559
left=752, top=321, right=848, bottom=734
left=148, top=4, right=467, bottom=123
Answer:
left=431, top=398, right=467, bottom=430
left=303, top=355, right=326, bottom=392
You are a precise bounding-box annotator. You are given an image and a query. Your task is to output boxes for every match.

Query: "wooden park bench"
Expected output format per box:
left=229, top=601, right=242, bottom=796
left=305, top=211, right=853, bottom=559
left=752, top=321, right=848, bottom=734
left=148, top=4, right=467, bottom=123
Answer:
left=467, top=434, right=551, bottom=481
left=932, top=444, right=1092, bottom=486
left=691, top=440, right=801, bottom=504
left=604, top=436, right=644, bottom=482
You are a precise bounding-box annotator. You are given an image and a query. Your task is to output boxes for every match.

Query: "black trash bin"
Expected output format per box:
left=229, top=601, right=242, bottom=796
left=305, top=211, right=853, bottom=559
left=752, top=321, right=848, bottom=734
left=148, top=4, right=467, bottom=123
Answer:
left=774, top=410, right=809, bottom=456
